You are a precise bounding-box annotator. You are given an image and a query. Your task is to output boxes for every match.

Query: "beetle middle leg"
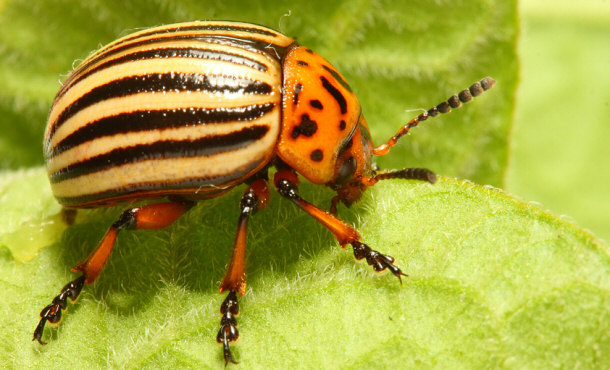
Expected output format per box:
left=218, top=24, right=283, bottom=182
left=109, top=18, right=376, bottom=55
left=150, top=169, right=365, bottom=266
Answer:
left=273, top=169, right=407, bottom=282
left=33, top=201, right=194, bottom=345
left=217, top=179, right=269, bottom=365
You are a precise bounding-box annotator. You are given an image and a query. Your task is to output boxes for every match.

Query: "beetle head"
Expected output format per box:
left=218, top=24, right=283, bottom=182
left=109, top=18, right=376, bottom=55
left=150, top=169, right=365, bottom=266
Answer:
left=328, top=115, right=375, bottom=207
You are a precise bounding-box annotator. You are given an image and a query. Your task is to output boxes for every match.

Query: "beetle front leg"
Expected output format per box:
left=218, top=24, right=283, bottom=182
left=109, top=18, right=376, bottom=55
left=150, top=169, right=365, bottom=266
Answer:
left=33, top=201, right=193, bottom=345
left=273, top=170, right=407, bottom=282
left=217, top=179, right=269, bottom=365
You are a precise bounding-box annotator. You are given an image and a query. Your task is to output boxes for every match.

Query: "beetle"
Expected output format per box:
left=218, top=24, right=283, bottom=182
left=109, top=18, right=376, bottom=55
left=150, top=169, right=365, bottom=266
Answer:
left=33, top=20, right=494, bottom=364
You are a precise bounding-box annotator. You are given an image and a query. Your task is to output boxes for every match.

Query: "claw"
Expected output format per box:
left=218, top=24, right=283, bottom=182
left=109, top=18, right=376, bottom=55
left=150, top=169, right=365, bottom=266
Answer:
left=33, top=318, right=48, bottom=345
left=217, top=291, right=240, bottom=365
left=351, top=241, right=408, bottom=283
left=32, top=275, right=86, bottom=345
left=218, top=326, right=239, bottom=365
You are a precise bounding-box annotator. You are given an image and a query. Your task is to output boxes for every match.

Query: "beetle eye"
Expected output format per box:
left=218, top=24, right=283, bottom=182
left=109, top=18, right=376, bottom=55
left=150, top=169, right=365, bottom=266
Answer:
left=335, top=156, right=357, bottom=185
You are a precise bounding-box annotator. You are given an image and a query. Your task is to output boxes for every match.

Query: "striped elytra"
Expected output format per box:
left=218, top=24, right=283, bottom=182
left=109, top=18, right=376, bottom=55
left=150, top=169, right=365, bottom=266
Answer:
left=37, top=20, right=495, bottom=364
left=44, top=20, right=362, bottom=208
left=45, top=22, right=285, bottom=207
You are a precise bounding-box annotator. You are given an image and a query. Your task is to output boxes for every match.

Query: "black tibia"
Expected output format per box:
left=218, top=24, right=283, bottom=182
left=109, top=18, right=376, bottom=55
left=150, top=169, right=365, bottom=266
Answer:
left=351, top=241, right=407, bottom=283
left=33, top=275, right=86, bottom=344
left=217, top=291, right=240, bottom=365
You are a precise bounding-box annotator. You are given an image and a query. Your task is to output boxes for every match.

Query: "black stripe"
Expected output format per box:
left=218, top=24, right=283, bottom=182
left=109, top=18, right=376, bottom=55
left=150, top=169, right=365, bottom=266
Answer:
left=322, top=65, right=353, bottom=92
left=128, top=46, right=268, bottom=70
left=53, top=45, right=270, bottom=126
left=50, top=125, right=270, bottom=184
left=59, top=33, right=287, bottom=100
left=320, top=76, right=347, bottom=114
left=50, top=72, right=273, bottom=142
left=55, top=156, right=266, bottom=207
left=50, top=103, right=276, bottom=157
left=77, top=47, right=269, bottom=90
left=173, top=23, right=279, bottom=36
left=105, top=23, right=280, bottom=52
left=60, top=47, right=269, bottom=102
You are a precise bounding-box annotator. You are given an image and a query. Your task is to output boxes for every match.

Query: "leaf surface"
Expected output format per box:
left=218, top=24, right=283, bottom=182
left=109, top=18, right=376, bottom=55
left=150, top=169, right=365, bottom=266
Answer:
left=1, top=170, right=608, bottom=368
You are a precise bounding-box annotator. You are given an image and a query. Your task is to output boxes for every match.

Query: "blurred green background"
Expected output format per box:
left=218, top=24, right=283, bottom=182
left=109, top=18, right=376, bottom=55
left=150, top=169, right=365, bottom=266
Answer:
left=508, top=0, right=610, bottom=242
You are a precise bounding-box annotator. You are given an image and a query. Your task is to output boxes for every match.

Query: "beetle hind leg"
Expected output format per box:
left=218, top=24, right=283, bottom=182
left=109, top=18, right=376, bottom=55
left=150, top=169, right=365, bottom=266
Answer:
left=33, top=201, right=193, bottom=345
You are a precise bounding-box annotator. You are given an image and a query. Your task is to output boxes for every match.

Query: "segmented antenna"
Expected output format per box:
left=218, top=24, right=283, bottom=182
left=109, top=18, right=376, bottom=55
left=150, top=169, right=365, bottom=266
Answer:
left=373, top=77, right=495, bottom=156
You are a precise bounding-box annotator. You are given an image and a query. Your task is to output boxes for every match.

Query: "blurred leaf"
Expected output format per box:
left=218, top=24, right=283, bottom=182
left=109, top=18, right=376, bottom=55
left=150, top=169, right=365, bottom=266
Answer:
left=0, top=168, right=63, bottom=261
left=507, top=2, right=610, bottom=242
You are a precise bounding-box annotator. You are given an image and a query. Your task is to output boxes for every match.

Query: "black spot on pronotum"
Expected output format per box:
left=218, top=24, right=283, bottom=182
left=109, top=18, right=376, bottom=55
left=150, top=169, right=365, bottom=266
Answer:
left=304, top=48, right=314, bottom=54
left=320, top=76, right=347, bottom=114
left=297, top=60, right=309, bottom=66
left=291, top=114, right=318, bottom=138
left=322, top=65, right=352, bottom=92
left=309, top=99, right=323, bottom=110
left=339, top=120, right=346, bottom=130
left=293, top=83, right=303, bottom=105
left=310, top=149, right=323, bottom=162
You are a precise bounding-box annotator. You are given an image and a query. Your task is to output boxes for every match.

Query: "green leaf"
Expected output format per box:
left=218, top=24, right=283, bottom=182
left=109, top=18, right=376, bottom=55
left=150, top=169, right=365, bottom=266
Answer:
left=0, top=168, right=63, bottom=261
left=2, top=170, right=609, bottom=368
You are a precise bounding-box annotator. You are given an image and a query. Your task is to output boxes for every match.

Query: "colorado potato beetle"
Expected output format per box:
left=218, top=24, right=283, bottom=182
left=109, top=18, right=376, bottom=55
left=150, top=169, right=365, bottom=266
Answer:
left=34, top=21, right=495, bottom=364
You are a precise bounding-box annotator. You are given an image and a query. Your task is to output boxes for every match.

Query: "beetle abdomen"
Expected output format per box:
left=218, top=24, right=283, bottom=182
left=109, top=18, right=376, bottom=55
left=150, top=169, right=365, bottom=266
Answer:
left=44, top=21, right=295, bottom=207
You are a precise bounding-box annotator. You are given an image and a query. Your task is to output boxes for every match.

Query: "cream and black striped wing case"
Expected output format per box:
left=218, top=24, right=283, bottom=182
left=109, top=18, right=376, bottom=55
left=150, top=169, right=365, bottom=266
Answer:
left=44, top=21, right=295, bottom=207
